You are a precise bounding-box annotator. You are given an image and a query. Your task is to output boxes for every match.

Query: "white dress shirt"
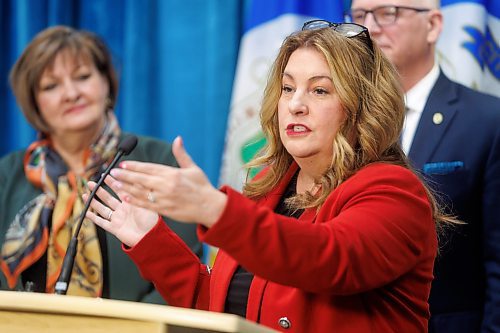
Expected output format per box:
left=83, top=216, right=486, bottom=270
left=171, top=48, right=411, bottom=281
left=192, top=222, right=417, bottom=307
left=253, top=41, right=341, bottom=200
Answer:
left=402, top=63, right=440, bottom=154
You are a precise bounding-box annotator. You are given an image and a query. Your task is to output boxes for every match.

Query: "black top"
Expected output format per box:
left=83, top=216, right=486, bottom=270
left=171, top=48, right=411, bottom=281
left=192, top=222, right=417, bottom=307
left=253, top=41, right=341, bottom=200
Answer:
left=224, top=172, right=303, bottom=317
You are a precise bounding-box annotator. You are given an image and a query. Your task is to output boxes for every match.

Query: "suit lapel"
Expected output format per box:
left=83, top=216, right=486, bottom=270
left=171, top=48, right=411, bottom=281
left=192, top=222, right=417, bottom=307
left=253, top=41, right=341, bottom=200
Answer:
left=408, top=72, right=459, bottom=168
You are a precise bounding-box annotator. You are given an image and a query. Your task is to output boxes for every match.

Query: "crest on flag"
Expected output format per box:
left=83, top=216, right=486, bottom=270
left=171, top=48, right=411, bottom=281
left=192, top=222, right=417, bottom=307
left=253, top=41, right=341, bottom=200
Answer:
left=438, top=1, right=499, bottom=97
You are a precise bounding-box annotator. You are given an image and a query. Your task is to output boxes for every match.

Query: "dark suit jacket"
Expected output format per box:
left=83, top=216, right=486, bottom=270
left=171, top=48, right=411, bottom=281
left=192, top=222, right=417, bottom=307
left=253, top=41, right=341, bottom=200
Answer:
left=408, top=72, right=500, bottom=333
left=0, top=134, right=202, bottom=304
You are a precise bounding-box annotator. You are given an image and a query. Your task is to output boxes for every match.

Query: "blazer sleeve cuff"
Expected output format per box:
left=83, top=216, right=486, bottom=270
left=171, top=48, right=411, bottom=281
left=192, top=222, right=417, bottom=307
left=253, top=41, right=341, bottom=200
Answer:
left=197, top=186, right=256, bottom=247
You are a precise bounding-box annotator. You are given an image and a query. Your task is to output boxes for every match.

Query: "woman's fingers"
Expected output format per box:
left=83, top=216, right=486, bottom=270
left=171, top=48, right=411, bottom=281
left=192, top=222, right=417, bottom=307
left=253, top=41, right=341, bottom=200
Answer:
left=106, top=176, right=155, bottom=206
left=109, top=167, right=162, bottom=192
left=82, top=190, right=112, bottom=220
left=85, top=209, right=112, bottom=232
left=103, top=174, right=133, bottom=202
left=88, top=181, right=121, bottom=209
left=117, top=160, right=176, bottom=176
left=108, top=167, right=174, bottom=210
left=172, top=136, right=195, bottom=168
left=84, top=177, right=161, bottom=248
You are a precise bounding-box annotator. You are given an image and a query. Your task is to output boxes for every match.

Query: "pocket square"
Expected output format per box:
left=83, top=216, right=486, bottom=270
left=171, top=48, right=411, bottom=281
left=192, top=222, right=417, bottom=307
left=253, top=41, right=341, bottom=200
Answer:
left=423, top=161, right=464, bottom=175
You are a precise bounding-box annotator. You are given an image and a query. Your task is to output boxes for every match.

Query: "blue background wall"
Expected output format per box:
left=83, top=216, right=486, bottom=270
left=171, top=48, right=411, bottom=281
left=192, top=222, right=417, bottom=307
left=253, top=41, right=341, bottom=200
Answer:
left=0, top=0, right=353, bottom=184
left=0, top=0, right=246, bottom=184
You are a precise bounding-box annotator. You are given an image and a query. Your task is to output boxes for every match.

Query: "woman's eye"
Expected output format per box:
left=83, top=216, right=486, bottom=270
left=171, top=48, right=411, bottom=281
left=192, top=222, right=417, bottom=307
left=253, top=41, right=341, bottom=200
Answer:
left=40, top=83, right=57, bottom=91
left=77, top=73, right=91, bottom=81
left=314, top=88, right=328, bottom=95
left=282, top=85, right=293, bottom=93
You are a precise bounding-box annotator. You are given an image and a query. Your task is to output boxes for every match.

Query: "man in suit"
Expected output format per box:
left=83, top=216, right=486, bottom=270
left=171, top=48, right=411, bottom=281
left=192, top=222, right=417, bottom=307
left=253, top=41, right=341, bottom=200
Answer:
left=350, top=0, right=500, bottom=332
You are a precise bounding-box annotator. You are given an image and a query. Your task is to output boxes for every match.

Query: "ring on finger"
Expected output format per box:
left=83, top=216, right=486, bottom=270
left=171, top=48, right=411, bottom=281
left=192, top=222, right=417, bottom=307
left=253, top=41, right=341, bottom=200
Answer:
left=147, top=190, right=156, bottom=203
left=107, top=209, right=113, bottom=220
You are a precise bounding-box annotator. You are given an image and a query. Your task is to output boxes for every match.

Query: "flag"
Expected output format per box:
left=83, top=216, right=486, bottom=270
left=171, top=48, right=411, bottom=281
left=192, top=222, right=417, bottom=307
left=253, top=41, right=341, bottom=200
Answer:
left=207, top=0, right=344, bottom=266
left=438, top=0, right=500, bottom=97
left=219, top=0, right=345, bottom=191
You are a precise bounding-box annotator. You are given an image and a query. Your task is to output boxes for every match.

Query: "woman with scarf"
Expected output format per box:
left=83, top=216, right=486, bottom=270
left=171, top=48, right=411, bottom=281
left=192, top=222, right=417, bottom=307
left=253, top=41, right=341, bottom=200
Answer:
left=0, top=26, right=201, bottom=302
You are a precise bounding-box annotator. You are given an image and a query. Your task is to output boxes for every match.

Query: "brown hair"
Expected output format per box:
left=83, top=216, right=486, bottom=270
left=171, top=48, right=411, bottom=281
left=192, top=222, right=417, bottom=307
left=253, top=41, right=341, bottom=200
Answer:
left=243, top=26, right=457, bottom=231
left=9, top=25, right=118, bottom=133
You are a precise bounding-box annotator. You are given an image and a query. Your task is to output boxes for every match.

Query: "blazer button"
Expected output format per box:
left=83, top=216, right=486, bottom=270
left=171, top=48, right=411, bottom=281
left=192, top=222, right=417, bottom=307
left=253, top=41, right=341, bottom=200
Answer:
left=278, top=317, right=291, bottom=329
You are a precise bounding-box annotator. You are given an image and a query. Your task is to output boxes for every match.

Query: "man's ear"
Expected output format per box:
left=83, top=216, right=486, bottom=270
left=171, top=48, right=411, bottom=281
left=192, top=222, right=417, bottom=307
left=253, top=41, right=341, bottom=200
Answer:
left=427, top=9, right=443, bottom=44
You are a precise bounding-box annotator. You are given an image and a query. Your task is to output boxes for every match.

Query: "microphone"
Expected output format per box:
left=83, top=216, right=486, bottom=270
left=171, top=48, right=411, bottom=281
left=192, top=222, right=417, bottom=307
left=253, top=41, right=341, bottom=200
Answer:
left=54, top=135, right=138, bottom=295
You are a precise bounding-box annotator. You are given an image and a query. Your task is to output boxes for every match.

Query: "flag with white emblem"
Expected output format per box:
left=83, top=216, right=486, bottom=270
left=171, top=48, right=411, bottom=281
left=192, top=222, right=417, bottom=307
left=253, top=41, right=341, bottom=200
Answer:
left=438, top=0, right=500, bottom=97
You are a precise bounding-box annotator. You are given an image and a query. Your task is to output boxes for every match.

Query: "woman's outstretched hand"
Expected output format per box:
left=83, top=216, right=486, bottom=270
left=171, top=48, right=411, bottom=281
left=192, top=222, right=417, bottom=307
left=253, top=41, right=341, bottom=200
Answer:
left=107, top=136, right=227, bottom=228
left=83, top=178, right=159, bottom=247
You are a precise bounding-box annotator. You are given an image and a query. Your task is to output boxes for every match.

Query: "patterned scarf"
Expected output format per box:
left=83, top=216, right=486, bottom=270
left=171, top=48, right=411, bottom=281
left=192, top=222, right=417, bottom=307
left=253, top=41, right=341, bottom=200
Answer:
left=1, top=113, right=121, bottom=297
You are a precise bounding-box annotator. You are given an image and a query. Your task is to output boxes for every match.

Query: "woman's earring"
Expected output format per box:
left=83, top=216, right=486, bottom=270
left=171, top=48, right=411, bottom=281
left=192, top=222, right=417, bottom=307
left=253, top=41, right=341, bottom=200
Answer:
left=106, top=96, right=113, bottom=110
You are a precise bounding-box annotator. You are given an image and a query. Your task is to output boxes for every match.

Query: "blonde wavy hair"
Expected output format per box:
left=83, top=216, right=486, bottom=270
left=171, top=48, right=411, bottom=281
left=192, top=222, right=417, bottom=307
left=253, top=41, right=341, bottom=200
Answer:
left=243, top=26, right=457, bottom=231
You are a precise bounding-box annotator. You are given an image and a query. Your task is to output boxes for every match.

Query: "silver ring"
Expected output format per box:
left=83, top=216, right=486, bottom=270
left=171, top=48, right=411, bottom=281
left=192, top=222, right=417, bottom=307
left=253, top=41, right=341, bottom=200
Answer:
left=107, top=210, right=113, bottom=220
left=147, top=190, right=156, bottom=203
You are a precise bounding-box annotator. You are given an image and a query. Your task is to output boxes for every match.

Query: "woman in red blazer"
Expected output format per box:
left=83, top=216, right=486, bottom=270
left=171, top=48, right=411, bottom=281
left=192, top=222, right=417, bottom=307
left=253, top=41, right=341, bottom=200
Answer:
left=85, top=20, right=455, bottom=332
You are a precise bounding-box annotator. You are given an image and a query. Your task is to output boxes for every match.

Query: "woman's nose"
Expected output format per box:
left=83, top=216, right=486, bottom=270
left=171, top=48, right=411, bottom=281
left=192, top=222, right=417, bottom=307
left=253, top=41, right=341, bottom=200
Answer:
left=289, top=92, right=308, bottom=115
left=62, top=80, right=80, bottom=101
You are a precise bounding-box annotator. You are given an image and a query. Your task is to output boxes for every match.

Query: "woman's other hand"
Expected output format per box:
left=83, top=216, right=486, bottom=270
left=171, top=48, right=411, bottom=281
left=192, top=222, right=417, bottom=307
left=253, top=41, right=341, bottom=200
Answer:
left=84, top=178, right=159, bottom=247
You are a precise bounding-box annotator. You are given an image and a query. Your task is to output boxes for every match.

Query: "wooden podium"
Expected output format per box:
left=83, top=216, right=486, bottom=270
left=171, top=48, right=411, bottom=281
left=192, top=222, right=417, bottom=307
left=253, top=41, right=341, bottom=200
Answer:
left=0, top=290, right=277, bottom=333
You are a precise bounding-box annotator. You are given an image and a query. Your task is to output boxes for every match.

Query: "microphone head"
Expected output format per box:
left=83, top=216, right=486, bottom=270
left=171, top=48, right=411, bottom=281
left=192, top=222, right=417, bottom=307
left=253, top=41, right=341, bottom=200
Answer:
left=118, top=135, right=138, bottom=155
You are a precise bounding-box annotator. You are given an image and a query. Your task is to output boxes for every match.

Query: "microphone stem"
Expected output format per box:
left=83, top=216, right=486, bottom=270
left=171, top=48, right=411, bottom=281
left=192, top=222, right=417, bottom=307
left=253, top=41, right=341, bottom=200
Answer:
left=54, top=150, right=124, bottom=295
left=73, top=151, right=123, bottom=237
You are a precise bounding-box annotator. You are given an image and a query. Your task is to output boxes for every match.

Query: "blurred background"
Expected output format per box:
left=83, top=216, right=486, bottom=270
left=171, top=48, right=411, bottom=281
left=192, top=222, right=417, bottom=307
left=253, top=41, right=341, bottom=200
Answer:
left=1, top=0, right=498, bottom=188
left=0, top=0, right=348, bottom=186
left=0, top=0, right=244, bottom=186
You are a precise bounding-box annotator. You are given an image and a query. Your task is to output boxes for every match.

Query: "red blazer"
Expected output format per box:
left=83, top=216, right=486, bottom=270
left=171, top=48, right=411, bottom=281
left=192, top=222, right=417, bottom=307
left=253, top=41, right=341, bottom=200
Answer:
left=126, top=162, right=437, bottom=332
